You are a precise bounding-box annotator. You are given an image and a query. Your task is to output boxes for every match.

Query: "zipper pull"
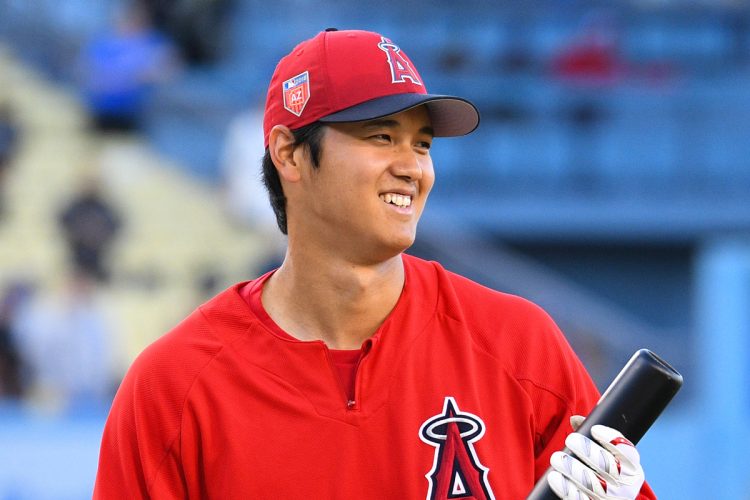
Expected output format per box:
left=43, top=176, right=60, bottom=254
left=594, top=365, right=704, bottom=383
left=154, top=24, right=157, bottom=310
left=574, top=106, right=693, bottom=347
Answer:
left=347, top=399, right=357, bottom=410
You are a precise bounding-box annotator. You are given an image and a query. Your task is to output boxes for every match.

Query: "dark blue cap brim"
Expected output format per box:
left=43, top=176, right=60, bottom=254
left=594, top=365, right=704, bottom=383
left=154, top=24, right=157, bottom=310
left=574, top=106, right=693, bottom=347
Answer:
left=319, top=93, right=480, bottom=137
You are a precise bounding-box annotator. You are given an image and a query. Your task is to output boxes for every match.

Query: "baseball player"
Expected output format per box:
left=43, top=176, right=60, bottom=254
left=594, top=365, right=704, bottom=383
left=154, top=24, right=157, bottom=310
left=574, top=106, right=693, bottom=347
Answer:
left=94, top=29, right=655, bottom=499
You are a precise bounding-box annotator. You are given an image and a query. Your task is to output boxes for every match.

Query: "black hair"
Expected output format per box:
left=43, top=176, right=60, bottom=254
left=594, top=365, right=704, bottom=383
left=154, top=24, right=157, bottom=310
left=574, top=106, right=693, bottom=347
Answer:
left=261, top=121, right=326, bottom=235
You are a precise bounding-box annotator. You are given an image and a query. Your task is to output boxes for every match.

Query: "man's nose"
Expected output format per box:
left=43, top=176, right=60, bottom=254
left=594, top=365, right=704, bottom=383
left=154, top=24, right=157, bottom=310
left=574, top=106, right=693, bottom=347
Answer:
left=390, top=145, right=424, bottom=181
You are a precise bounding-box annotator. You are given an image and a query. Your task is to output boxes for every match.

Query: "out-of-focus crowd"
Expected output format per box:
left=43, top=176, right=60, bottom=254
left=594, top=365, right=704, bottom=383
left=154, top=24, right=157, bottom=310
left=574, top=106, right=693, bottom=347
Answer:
left=0, top=1, right=281, bottom=414
left=0, top=103, right=123, bottom=408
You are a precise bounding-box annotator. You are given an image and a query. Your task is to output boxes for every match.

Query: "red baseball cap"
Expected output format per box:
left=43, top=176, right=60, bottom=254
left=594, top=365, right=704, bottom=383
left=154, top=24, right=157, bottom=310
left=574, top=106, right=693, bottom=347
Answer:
left=263, top=29, right=480, bottom=147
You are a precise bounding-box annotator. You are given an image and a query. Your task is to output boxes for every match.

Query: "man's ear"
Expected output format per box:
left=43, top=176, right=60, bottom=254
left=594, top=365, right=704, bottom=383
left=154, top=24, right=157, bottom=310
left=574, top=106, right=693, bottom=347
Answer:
left=268, top=125, right=302, bottom=183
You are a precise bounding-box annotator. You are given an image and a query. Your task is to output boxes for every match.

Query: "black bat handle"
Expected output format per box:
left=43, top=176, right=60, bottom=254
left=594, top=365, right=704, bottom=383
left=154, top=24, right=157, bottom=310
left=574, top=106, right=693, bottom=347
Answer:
left=527, top=349, right=683, bottom=500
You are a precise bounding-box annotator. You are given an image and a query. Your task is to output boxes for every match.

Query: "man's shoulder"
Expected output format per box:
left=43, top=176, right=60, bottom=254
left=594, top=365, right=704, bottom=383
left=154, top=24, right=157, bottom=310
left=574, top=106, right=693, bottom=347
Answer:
left=101, top=283, right=260, bottom=456
left=125, top=283, right=254, bottom=393
left=404, top=254, right=571, bottom=373
left=404, top=253, right=549, bottom=322
left=418, top=256, right=596, bottom=400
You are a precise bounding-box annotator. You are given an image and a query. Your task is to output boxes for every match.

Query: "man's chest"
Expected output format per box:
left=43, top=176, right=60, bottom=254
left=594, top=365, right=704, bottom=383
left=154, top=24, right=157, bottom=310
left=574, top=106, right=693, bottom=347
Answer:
left=179, top=359, right=538, bottom=499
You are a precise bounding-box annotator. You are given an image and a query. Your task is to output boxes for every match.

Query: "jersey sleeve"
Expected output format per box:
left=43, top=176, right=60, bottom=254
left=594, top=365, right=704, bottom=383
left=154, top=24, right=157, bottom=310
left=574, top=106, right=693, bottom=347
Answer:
left=430, top=262, right=657, bottom=498
left=93, top=308, right=224, bottom=499
left=517, top=322, right=601, bottom=481
left=514, top=306, right=657, bottom=499
left=638, top=483, right=657, bottom=499
left=93, top=350, right=186, bottom=499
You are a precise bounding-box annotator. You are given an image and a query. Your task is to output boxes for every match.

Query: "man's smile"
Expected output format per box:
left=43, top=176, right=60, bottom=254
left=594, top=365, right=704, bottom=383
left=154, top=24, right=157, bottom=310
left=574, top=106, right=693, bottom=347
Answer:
left=379, top=193, right=412, bottom=207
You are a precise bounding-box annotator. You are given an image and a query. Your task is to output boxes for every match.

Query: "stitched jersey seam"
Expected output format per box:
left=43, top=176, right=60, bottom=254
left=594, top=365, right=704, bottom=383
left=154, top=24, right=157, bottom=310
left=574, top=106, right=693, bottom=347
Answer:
left=145, top=306, right=227, bottom=495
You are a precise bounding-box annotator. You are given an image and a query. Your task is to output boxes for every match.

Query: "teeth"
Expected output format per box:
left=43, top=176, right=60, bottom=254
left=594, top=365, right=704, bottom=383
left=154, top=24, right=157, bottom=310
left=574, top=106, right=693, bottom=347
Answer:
left=380, top=193, right=412, bottom=207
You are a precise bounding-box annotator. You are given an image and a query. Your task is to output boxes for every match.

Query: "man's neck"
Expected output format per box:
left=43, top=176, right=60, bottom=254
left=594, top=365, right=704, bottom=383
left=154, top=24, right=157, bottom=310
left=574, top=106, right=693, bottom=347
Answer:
left=261, top=252, right=405, bottom=350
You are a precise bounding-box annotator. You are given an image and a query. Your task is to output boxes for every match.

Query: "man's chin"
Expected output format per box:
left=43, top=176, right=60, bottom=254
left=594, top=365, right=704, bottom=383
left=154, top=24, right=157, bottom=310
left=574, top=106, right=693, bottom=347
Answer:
left=387, top=238, right=418, bottom=261
left=356, top=236, right=416, bottom=266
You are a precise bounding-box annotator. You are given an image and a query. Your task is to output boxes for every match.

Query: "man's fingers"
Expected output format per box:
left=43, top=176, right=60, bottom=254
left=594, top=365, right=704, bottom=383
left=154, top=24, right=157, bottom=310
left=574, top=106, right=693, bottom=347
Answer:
left=570, top=414, right=585, bottom=431
left=565, top=432, right=623, bottom=483
left=551, top=425, right=645, bottom=500
left=548, top=470, right=593, bottom=500
left=590, top=425, right=641, bottom=471
left=550, top=451, right=607, bottom=498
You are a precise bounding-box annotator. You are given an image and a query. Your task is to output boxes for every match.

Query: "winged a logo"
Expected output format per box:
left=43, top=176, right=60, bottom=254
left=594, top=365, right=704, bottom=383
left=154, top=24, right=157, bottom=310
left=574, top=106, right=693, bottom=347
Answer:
left=419, top=397, right=495, bottom=500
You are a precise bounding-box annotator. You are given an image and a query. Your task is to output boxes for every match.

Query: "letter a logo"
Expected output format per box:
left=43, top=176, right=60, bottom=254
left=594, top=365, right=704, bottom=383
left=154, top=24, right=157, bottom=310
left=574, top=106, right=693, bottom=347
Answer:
left=419, top=397, right=495, bottom=500
left=377, top=37, right=422, bottom=85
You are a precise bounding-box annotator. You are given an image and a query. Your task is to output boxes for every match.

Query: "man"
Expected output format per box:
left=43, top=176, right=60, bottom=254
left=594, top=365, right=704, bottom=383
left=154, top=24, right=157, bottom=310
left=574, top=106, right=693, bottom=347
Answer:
left=95, top=29, right=655, bottom=499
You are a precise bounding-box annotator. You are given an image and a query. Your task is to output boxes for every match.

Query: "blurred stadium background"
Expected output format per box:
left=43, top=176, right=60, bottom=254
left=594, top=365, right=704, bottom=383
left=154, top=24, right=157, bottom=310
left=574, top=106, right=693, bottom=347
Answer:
left=0, top=0, right=748, bottom=498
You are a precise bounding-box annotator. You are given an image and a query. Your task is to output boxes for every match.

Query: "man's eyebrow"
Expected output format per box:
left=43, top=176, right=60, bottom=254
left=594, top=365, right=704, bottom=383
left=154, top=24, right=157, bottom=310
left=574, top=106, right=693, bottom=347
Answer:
left=361, top=119, right=435, bottom=137
left=420, top=125, right=435, bottom=138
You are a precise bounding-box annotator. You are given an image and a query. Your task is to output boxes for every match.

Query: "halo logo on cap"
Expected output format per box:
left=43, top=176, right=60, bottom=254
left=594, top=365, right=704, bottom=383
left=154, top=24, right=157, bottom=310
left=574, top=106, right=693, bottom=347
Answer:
left=377, top=37, right=422, bottom=85
left=282, top=71, right=311, bottom=117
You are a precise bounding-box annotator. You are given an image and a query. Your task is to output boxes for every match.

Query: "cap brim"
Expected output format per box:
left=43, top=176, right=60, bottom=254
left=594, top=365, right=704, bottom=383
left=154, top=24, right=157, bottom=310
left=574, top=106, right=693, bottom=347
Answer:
left=319, top=93, right=480, bottom=137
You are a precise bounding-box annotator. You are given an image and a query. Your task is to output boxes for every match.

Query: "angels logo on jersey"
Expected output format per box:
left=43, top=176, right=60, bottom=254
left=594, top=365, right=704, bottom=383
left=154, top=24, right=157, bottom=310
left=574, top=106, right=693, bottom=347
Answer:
left=419, top=397, right=495, bottom=500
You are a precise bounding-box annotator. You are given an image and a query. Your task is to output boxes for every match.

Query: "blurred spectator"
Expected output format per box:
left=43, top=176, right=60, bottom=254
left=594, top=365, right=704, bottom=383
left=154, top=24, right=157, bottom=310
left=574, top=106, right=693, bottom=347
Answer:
left=78, top=3, right=179, bottom=132
left=13, top=271, right=116, bottom=410
left=551, top=10, right=625, bottom=87
left=0, top=102, right=19, bottom=219
left=0, top=282, right=33, bottom=399
left=138, top=0, right=233, bottom=65
left=220, top=106, right=286, bottom=273
left=58, top=178, right=123, bottom=283
left=550, top=11, right=623, bottom=189
left=438, top=46, right=471, bottom=73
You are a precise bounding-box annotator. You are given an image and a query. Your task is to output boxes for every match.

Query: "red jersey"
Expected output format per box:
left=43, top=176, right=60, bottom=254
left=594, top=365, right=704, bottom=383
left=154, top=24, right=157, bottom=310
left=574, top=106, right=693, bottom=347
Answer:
left=94, top=254, right=655, bottom=499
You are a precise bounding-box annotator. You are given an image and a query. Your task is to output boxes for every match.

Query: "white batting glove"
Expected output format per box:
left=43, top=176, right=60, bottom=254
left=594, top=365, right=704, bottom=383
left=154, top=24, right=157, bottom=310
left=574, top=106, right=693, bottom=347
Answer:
left=547, top=418, right=645, bottom=500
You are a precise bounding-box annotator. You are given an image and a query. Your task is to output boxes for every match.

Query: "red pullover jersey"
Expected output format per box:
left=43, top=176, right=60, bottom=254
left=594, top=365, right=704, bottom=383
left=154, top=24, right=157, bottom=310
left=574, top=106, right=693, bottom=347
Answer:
left=94, top=254, right=655, bottom=499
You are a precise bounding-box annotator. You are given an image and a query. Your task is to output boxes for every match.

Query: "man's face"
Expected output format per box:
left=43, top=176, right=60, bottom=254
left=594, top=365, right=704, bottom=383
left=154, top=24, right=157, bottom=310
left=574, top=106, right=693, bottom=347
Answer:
left=290, top=106, right=435, bottom=264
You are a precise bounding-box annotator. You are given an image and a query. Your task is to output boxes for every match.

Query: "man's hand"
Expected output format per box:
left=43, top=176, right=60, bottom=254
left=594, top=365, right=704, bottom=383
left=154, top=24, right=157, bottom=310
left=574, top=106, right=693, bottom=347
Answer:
left=547, top=417, right=645, bottom=500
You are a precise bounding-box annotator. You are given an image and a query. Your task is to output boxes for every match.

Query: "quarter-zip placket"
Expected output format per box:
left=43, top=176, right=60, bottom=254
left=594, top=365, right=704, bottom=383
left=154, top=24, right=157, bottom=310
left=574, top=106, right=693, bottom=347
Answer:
left=327, top=337, right=375, bottom=411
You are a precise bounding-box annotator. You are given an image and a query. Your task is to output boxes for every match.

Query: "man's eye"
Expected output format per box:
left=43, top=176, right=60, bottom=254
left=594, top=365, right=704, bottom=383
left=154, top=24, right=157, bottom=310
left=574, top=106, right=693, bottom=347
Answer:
left=371, top=134, right=391, bottom=142
left=416, top=141, right=432, bottom=150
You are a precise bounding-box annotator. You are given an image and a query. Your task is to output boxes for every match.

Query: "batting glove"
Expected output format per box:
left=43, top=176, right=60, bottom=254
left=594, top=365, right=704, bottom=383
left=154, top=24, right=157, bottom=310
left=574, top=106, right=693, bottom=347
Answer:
left=547, top=417, right=645, bottom=500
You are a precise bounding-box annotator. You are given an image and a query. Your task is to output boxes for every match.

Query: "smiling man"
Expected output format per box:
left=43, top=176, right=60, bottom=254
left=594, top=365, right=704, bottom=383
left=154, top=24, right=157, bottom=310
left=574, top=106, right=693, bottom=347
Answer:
left=95, top=29, right=655, bottom=499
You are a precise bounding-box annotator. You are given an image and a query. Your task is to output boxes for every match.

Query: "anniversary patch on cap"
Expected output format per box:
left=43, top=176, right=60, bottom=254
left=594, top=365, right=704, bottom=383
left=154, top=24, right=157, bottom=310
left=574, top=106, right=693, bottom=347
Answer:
left=282, top=71, right=310, bottom=117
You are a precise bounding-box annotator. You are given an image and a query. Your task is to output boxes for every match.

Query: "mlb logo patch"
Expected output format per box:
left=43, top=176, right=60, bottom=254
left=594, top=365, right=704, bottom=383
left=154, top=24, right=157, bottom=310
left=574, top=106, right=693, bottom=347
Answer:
left=283, top=71, right=310, bottom=117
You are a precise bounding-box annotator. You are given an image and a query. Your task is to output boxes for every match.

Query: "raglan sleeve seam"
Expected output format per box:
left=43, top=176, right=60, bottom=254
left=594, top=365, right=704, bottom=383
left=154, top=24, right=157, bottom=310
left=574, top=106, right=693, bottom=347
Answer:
left=515, top=376, right=575, bottom=413
left=462, top=325, right=576, bottom=451
left=446, top=307, right=577, bottom=414
left=515, top=375, right=576, bottom=444
left=144, top=307, right=226, bottom=496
